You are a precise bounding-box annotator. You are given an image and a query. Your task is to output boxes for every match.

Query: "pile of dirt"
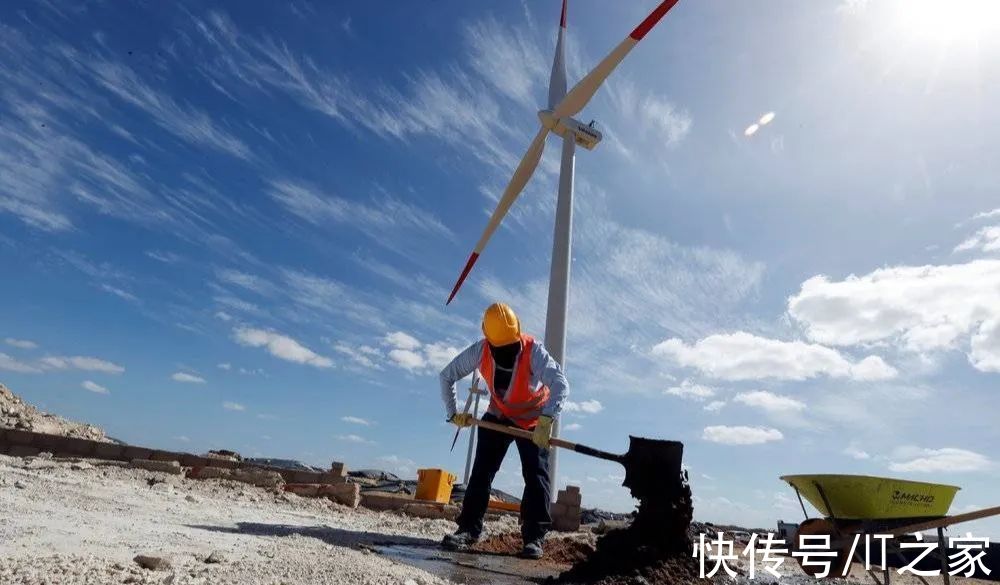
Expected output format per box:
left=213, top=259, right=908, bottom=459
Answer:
left=472, top=533, right=594, bottom=564
left=0, top=382, right=111, bottom=442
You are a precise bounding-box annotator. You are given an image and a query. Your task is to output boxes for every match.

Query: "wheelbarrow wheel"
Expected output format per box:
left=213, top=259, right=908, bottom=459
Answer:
left=794, top=518, right=854, bottom=579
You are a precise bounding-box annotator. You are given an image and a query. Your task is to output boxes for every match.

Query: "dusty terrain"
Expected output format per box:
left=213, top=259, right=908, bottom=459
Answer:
left=0, top=453, right=519, bottom=584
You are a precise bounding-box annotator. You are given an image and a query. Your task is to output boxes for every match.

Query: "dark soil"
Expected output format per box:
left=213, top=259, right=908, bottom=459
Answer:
left=557, top=439, right=700, bottom=585
left=472, top=533, right=594, bottom=565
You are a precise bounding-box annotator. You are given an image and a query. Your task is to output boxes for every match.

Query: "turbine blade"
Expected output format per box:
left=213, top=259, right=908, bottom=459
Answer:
left=446, top=127, right=549, bottom=304
left=547, top=0, right=568, bottom=110
left=553, top=0, right=680, bottom=119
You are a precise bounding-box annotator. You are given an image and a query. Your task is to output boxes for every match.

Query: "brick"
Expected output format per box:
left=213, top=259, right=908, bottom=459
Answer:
left=550, top=502, right=568, bottom=517
left=131, top=459, right=183, bottom=475
left=122, top=446, right=154, bottom=461
left=285, top=483, right=321, bottom=497
left=318, top=472, right=346, bottom=485
left=560, top=490, right=582, bottom=507
left=361, top=491, right=414, bottom=512
left=7, top=445, right=41, bottom=457
left=403, top=502, right=459, bottom=521
left=94, top=443, right=126, bottom=460
left=321, top=483, right=361, bottom=508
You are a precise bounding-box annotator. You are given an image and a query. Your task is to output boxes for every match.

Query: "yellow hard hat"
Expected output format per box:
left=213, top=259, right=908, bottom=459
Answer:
left=482, top=302, right=521, bottom=346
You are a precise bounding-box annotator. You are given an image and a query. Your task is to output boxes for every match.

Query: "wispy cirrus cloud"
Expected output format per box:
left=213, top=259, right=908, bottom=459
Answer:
left=40, top=355, right=125, bottom=374
left=81, top=380, right=110, bottom=395
left=4, top=338, right=38, bottom=350
left=172, top=372, right=206, bottom=384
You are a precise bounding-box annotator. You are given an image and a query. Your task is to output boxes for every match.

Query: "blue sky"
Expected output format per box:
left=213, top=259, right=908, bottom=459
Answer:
left=2, top=0, right=1000, bottom=535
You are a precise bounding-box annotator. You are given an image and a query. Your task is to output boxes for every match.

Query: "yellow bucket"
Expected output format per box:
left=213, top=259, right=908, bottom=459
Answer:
left=416, top=468, right=457, bottom=503
left=781, top=474, right=960, bottom=520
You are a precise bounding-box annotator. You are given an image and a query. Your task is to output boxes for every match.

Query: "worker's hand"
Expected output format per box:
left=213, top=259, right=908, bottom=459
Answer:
left=532, top=416, right=554, bottom=449
left=450, top=413, right=474, bottom=428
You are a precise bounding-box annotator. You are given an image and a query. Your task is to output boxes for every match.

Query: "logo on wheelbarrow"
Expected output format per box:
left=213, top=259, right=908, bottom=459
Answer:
left=891, top=490, right=936, bottom=506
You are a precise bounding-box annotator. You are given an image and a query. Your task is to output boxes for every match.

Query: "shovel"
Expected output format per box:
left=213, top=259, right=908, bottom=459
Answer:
left=470, top=419, right=684, bottom=500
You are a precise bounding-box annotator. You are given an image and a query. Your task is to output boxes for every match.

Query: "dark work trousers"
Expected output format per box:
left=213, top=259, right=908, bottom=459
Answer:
left=456, top=412, right=552, bottom=542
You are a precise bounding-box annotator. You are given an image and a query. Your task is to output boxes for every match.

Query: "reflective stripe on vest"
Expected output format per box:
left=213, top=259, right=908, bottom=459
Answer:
left=478, top=334, right=551, bottom=430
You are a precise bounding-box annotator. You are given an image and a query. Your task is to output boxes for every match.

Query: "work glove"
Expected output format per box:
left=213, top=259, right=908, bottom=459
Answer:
left=532, top=415, right=554, bottom=449
left=450, top=413, right=474, bottom=428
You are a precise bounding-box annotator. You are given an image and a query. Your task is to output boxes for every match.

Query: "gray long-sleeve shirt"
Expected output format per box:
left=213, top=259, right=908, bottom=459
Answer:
left=440, top=338, right=569, bottom=420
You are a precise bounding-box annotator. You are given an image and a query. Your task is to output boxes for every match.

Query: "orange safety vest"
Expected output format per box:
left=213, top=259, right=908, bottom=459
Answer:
left=478, top=334, right=550, bottom=430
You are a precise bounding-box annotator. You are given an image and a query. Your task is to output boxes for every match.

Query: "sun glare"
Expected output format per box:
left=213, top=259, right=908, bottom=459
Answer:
left=896, top=0, right=1000, bottom=42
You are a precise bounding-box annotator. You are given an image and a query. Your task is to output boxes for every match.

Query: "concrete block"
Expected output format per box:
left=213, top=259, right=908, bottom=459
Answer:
left=150, top=450, right=183, bottom=462
left=292, top=471, right=321, bottom=484
left=318, top=472, right=346, bottom=485
left=403, top=502, right=459, bottom=521
left=285, top=484, right=321, bottom=497
left=553, top=516, right=581, bottom=532
left=550, top=502, right=568, bottom=517
left=566, top=485, right=580, bottom=494
left=94, top=443, right=126, bottom=460
left=188, top=466, right=230, bottom=480
left=361, top=491, right=415, bottom=512
left=322, top=483, right=361, bottom=508
left=560, top=490, right=582, bottom=507
left=206, top=458, right=238, bottom=470
left=231, top=468, right=284, bottom=489
left=328, top=461, right=347, bottom=476
left=131, top=459, right=183, bottom=475
left=180, top=455, right=207, bottom=467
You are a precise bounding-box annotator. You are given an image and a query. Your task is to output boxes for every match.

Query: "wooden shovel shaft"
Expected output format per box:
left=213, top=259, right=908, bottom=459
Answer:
left=471, top=419, right=624, bottom=464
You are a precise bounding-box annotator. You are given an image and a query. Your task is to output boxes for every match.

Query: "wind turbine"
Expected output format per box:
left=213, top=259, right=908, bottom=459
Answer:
left=446, top=0, right=682, bottom=494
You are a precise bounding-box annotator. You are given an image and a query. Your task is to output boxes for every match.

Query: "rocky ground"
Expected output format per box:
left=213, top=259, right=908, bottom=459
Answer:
left=0, top=452, right=519, bottom=584
left=0, top=383, right=110, bottom=442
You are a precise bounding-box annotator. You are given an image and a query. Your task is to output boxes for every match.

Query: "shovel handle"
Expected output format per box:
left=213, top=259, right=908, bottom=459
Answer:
left=471, top=419, right=624, bottom=464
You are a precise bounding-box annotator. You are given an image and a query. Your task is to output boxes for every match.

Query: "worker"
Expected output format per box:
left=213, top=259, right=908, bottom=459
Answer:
left=439, top=302, right=569, bottom=559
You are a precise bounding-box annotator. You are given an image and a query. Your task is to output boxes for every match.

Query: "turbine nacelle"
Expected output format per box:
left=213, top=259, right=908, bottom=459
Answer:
left=538, top=110, right=603, bottom=151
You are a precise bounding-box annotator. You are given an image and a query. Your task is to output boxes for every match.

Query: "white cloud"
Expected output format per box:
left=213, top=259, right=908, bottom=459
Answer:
left=222, top=401, right=245, bottom=411
left=341, top=416, right=372, bottom=426
left=733, top=391, right=806, bottom=414
left=787, top=260, right=1000, bottom=373
left=4, top=338, right=37, bottom=349
left=969, top=319, right=1000, bottom=372
left=703, top=425, right=784, bottom=445
left=388, top=348, right=425, bottom=371
left=843, top=444, right=871, bottom=460
left=100, top=284, right=138, bottom=303
left=0, top=353, right=41, bottom=373
left=704, top=400, right=726, bottom=412
left=336, top=434, right=374, bottom=444
left=216, top=268, right=275, bottom=296
left=607, top=80, right=692, bottom=149
left=145, top=250, right=181, bottom=264
left=889, top=447, right=991, bottom=473
left=81, top=380, right=109, bottom=395
left=378, top=454, right=416, bottom=475
left=217, top=363, right=231, bottom=371
left=385, top=331, right=421, bottom=351
left=172, top=372, right=206, bottom=384
left=653, top=332, right=896, bottom=382
left=971, top=208, right=1000, bottom=222
left=214, top=311, right=233, bottom=322
left=332, top=343, right=381, bottom=369
left=175, top=435, right=191, bottom=443
left=39, top=355, right=125, bottom=374
left=563, top=399, right=603, bottom=414
left=665, top=379, right=715, bottom=401
left=954, top=225, right=1000, bottom=254
left=423, top=342, right=460, bottom=370
left=563, top=423, right=582, bottom=431
left=233, top=327, right=332, bottom=368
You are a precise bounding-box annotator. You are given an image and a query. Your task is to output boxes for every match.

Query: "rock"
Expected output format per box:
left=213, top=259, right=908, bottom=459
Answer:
left=204, top=550, right=226, bottom=564
left=404, top=580, right=418, bottom=585
left=151, top=482, right=174, bottom=494
left=131, top=459, right=183, bottom=475
left=14, top=480, right=26, bottom=489
left=70, top=461, right=93, bottom=471
left=185, top=494, right=199, bottom=503
left=321, top=483, right=361, bottom=508
left=134, top=555, right=172, bottom=571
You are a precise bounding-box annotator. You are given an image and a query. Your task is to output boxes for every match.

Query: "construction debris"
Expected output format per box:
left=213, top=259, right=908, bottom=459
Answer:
left=552, top=485, right=583, bottom=532
left=133, top=554, right=171, bottom=571
left=187, top=465, right=285, bottom=489
left=1, top=383, right=112, bottom=442
left=131, top=458, right=182, bottom=475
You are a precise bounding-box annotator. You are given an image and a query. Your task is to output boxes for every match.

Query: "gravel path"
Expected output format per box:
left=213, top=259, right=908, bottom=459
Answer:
left=0, top=454, right=518, bottom=584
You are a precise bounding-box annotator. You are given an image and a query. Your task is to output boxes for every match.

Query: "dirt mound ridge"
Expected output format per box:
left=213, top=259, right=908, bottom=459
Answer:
left=472, top=532, right=594, bottom=564
left=0, top=382, right=111, bottom=442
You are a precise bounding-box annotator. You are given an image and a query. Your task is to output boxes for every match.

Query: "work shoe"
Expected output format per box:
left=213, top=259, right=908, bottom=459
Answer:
left=441, top=531, right=479, bottom=551
left=520, top=538, right=544, bottom=560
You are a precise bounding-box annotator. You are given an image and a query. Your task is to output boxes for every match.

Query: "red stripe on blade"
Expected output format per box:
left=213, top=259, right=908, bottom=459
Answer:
left=446, top=252, right=480, bottom=305
left=560, top=0, right=568, bottom=28
left=629, top=0, right=681, bottom=40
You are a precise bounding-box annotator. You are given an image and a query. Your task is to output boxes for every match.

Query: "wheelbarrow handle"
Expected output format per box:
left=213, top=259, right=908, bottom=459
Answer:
left=471, top=419, right=624, bottom=464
